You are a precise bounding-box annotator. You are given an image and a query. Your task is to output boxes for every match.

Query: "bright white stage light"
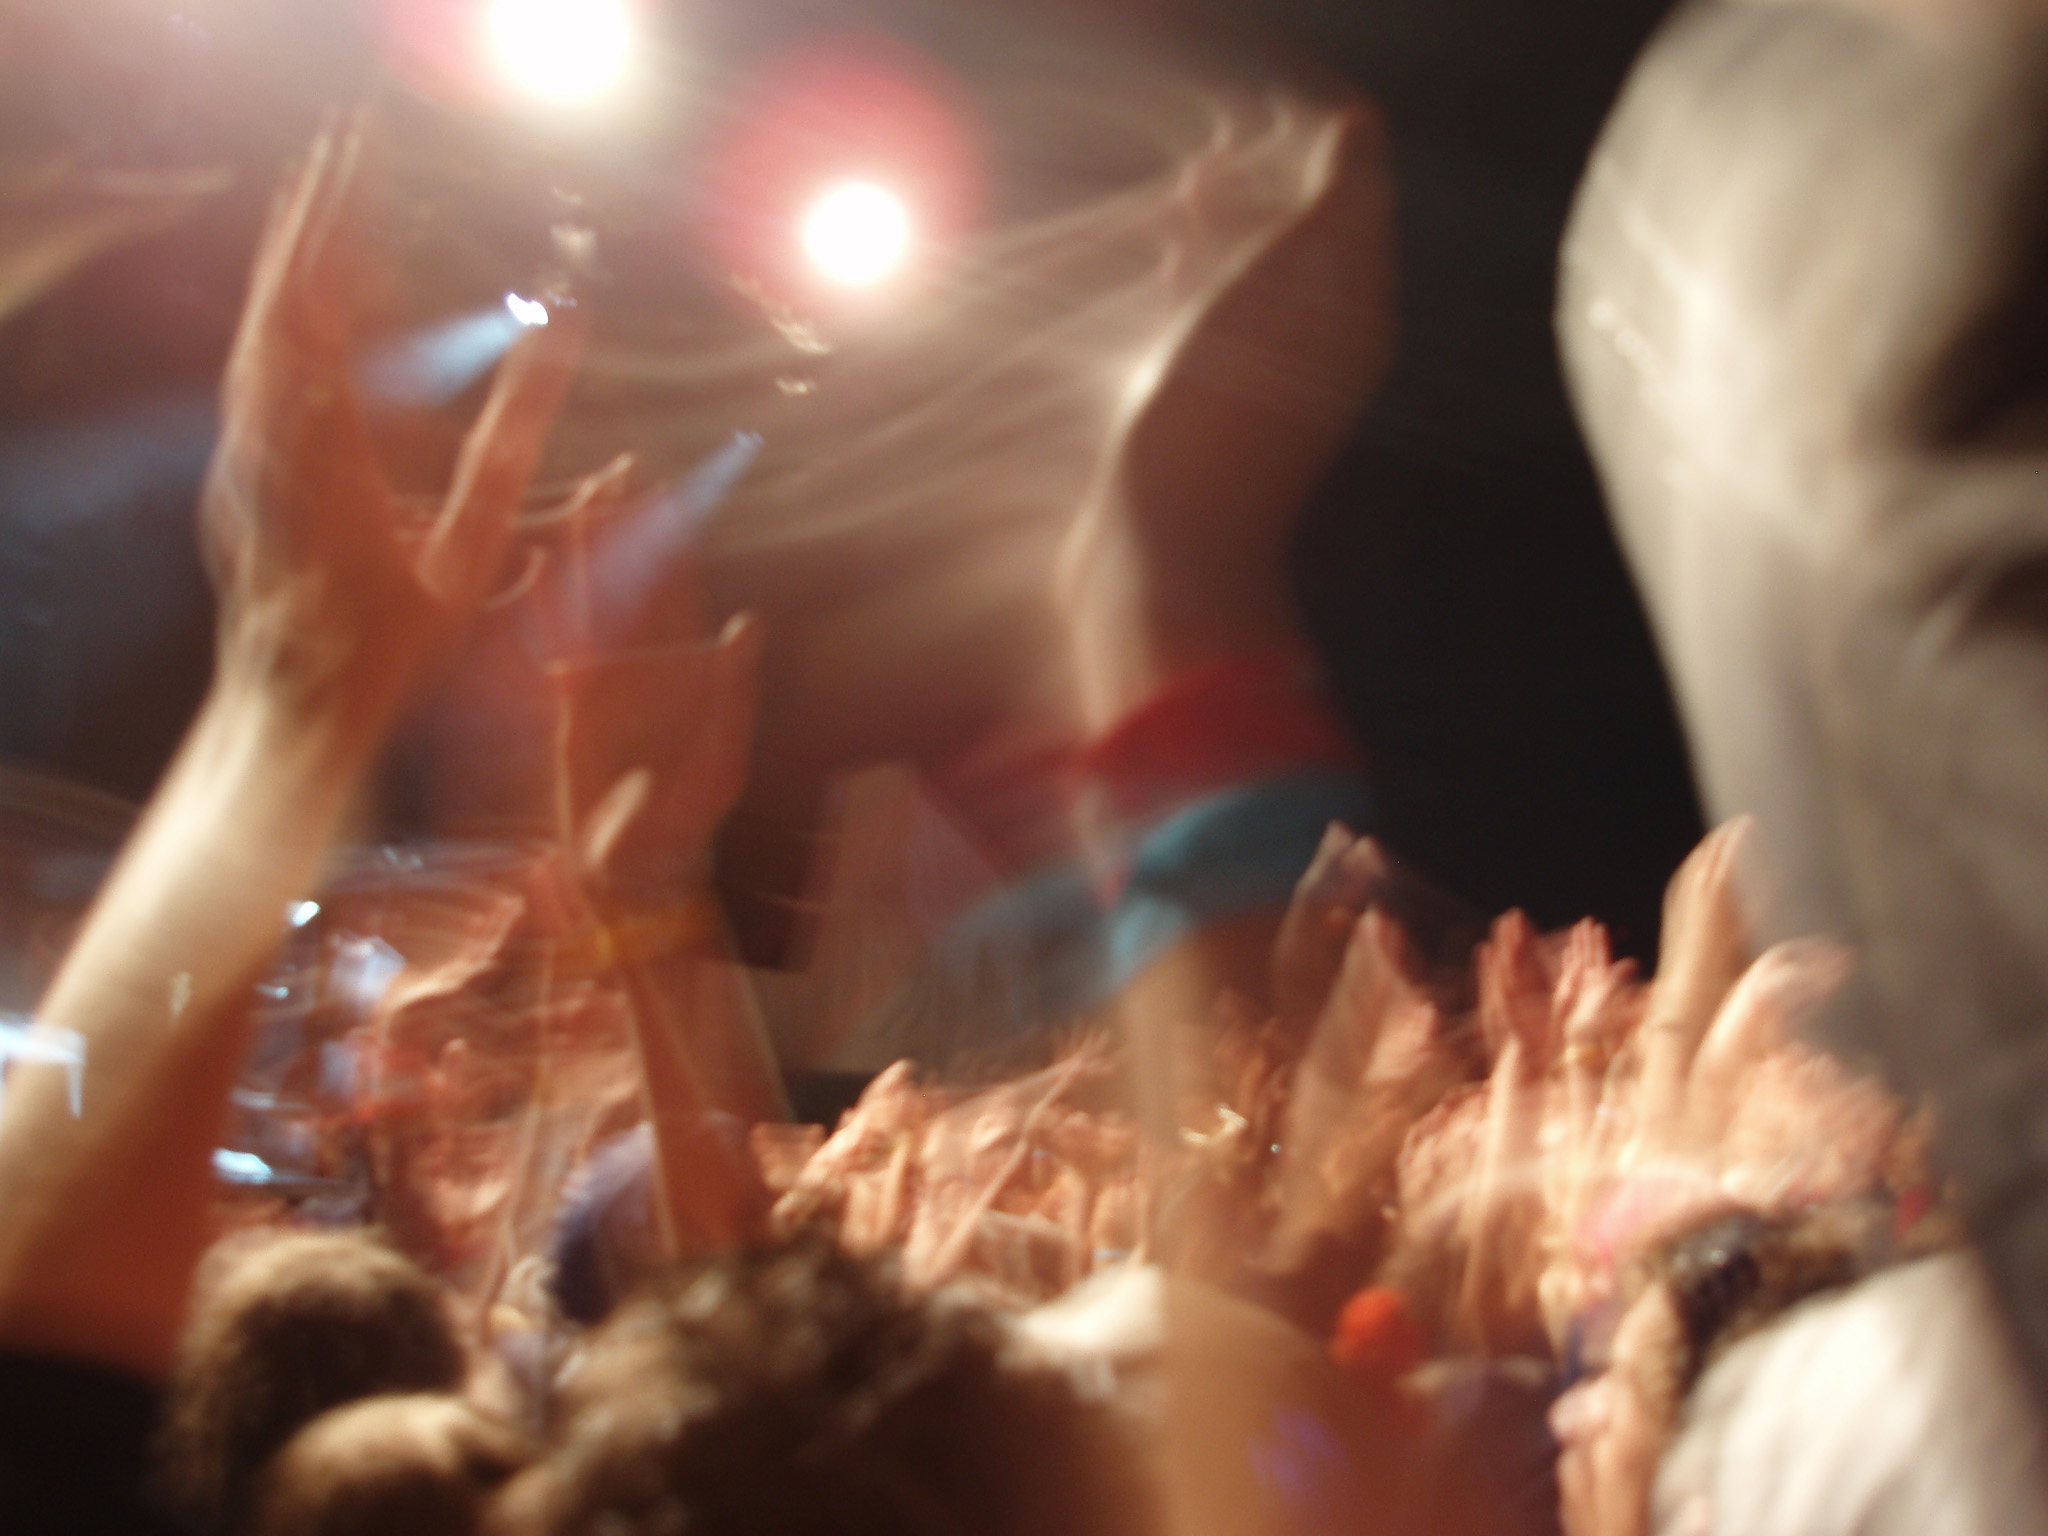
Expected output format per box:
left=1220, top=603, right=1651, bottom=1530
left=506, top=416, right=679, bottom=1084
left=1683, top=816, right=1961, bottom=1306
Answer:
left=504, top=292, right=550, bottom=326
left=800, top=181, right=912, bottom=287
left=485, top=0, right=632, bottom=104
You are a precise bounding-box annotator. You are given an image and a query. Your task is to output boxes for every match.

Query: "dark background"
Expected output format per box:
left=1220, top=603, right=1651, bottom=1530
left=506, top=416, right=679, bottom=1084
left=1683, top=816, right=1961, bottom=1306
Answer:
left=0, top=0, right=1698, bottom=954
left=1277, top=0, right=1700, bottom=951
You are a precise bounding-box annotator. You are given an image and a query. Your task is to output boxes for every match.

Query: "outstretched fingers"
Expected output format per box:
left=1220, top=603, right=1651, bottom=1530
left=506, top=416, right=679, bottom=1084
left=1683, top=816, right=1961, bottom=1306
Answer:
left=279, top=113, right=373, bottom=350
left=227, top=111, right=381, bottom=425
left=525, top=452, right=639, bottom=659
left=203, top=114, right=395, bottom=631
left=1636, top=820, right=1754, bottom=1154
left=233, top=121, right=345, bottom=369
left=1557, top=920, right=1638, bottom=1066
left=550, top=450, right=638, bottom=531
left=1654, top=816, right=1751, bottom=1035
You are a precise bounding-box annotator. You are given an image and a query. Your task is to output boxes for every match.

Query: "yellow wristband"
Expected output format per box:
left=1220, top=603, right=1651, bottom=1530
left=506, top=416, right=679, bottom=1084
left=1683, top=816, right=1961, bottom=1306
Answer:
left=556, top=893, right=721, bottom=975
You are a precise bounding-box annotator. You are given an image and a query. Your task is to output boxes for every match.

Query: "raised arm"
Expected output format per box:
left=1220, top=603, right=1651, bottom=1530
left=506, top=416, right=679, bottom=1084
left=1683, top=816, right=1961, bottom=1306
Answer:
left=0, top=118, right=583, bottom=1380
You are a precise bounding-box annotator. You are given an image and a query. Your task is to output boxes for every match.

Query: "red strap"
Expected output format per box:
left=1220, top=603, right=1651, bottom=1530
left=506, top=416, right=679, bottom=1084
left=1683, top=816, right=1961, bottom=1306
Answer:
left=1073, top=650, right=1365, bottom=824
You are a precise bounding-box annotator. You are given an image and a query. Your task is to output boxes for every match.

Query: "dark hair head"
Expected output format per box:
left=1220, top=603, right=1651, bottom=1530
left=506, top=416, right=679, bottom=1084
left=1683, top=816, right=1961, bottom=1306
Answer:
left=248, top=1394, right=531, bottom=1536
left=1646, top=1204, right=1874, bottom=1401
left=156, top=1231, right=468, bottom=1535
left=501, top=1233, right=1162, bottom=1536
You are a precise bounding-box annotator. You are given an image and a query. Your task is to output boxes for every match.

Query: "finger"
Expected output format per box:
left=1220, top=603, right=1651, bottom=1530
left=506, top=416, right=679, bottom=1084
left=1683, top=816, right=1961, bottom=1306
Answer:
left=1335, top=834, right=1392, bottom=898
left=559, top=451, right=636, bottom=653
left=232, top=122, right=338, bottom=357
left=478, top=545, right=550, bottom=611
left=223, top=126, right=374, bottom=470
left=1295, top=821, right=1358, bottom=900
left=270, top=113, right=372, bottom=372
left=286, top=105, right=375, bottom=304
left=238, top=114, right=374, bottom=379
left=426, top=301, right=589, bottom=607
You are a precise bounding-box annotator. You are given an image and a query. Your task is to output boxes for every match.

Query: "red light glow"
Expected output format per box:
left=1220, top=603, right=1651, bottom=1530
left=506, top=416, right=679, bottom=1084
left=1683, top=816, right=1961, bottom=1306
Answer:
left=697, top=35, right=985, bottom=312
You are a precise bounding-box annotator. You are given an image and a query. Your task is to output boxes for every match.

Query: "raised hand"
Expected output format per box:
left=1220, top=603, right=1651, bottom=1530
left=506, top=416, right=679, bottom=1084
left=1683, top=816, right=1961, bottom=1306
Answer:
left=1477, top=909, right=1558, bottom=1074
left=553, top=614, right=762, bottom=906
left=1636, top=820, right=1752, bottom=1153
left=1263, top=907, right=1455, bottom=1306
left=1271, top=823, right=1391, bottom=1035
left=201, top=113, right=586, bottom=737
left=1556, top=921, right=1639, bottom=1073
left=1686, top=936, right=1851, bottom=1151
left=1555, top=920, right=1639, bottom=1159
left=0, top=120, right=587, bottom=1379
left=1546, top=920, right=1643, bottom=1327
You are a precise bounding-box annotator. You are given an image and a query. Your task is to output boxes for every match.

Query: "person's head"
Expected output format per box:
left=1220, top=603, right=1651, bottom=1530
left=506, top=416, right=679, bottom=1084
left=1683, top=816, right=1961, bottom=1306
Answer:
left=249, top=1393, right=532, bottom=1536
left=1653, top=1250, right=2048, bottom=1536
left=1548, top=1207, right=1870, bottom=1536
left=1560, top=0, right=2048, bottom=1401
left=491, top=1232, right=1163, bottom=1536
left=157, top=1230, right=469, bottom=1534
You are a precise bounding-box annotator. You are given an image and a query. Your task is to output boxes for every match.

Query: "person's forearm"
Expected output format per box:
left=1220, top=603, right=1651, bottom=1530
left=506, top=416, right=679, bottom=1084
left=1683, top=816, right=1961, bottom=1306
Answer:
left=0, top=677, right=378, bottom=1378
left=612, top=946, right=777, bottom=1256
left=1455, top=1039, right=1543, bottom=1350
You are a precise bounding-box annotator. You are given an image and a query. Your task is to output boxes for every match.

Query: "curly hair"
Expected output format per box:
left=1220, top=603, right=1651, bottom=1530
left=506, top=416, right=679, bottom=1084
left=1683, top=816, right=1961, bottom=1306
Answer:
left=248, top=1394, right=531, bottom=1536
left=509, top=1233, right=1163, bottom=1536
left=1639, top=1203, right=1876, bottom=1411
left=154, top=1232, right=468, bottom=1535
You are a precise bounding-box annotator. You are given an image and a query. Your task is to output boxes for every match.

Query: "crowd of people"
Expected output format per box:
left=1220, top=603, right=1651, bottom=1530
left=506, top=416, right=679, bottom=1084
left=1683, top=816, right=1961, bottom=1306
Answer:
left=8, top=0, right=2048, bottom=1533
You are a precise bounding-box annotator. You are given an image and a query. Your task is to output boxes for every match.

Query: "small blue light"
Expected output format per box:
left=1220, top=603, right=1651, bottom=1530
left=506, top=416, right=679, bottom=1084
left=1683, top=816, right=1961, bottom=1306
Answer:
left=212, top=1149, right=274, bottom=1185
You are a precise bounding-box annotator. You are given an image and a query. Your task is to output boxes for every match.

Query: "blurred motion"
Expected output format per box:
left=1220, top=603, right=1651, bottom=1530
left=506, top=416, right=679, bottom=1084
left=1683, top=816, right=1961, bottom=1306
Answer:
left=8, top=1, right=2043, bottom=1536
left=1560, top=0, right=2048, bottom=1417
left=0, top=1014, right=87, bottom=1118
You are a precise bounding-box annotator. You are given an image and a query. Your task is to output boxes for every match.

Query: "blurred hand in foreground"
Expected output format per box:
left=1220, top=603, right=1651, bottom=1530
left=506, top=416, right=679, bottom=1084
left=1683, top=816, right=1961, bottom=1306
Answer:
left=202, top=112, right=585, bottom=739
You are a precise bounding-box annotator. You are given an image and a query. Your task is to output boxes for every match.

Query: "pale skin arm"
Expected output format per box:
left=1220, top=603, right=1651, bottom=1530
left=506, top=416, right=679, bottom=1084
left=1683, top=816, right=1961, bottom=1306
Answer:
left=1556, top=920, right=1639, bottom=1229
left=0, top=119, right=584, bottom=1381
left=1270, top=822, right=1390, bottom=1038
left=554, top=611, right=780, bottom=1253
left=1072, top=104, right=1395, bottom=1158
left=1633, top=819, right=1750, bottom=1159
left=543, top=425, right=791, bottom=1243
left=1539, top=921, right=1641, bottom=1343
left=1265, top=905, right=1420, bottom=1267
left=1452, top=912, right=1555, bottom=1351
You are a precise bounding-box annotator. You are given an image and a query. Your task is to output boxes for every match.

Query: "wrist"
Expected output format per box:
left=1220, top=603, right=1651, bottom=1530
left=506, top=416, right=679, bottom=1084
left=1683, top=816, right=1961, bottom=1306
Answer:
left=210, top=629, right=410, bottom=778
left=191, top=669, right=383, bottom=798
left=562, top=891, right=724, bottom=976
left=211, top=585, right=424, bottom=750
